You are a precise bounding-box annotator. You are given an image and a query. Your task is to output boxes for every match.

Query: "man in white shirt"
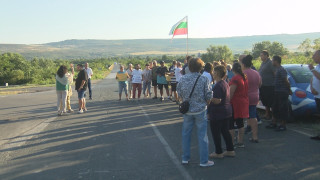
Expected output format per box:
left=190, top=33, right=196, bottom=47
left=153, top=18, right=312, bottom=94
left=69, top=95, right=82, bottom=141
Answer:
left=85, top=63, right=93, bottom=100
left=309, top=50, right=320, bottom=140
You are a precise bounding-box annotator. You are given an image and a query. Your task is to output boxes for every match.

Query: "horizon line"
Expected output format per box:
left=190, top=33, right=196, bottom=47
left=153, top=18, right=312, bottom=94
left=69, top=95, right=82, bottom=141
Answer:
left=1, top=31, right=319, bottom=45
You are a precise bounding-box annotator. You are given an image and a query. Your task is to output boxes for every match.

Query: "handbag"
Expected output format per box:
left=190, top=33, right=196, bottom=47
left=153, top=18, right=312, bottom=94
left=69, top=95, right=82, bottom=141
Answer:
left=179, top=75, right=201, bottom=114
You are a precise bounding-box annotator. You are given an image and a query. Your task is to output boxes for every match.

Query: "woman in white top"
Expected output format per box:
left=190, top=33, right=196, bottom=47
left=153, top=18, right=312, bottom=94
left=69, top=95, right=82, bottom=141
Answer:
left=131, top=64, right=143, bottom=99
left=175, top=62, right=183, bottom=83
left=202, top=62, right=214, bottom=85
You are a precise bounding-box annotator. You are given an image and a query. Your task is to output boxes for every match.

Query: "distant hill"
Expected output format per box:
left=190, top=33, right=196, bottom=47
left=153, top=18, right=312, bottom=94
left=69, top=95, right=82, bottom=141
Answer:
left=1, top=32, right=320, bottom=59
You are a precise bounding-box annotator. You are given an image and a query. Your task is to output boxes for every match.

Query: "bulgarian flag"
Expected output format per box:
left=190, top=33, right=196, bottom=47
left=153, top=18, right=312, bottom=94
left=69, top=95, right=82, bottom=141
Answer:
left=169, top=16, right=188, bottom=38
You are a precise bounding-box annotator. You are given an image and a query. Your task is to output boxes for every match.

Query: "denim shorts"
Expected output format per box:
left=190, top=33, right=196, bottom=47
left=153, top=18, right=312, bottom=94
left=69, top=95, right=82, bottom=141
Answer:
left=118, top=81, right=128, bottom=95
left=249, top=105, right=257, bottom=118
left=77, top=89, right=86, bottom=99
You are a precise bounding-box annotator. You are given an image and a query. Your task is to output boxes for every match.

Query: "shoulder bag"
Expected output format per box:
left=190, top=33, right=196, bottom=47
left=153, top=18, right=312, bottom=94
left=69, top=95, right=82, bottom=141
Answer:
left=179, top=75, right=201, bottom=114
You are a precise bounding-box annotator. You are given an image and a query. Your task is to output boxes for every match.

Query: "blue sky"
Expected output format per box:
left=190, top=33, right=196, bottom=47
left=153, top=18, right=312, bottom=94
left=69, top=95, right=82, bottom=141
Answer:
left=1, top=0, right=319, bottom=44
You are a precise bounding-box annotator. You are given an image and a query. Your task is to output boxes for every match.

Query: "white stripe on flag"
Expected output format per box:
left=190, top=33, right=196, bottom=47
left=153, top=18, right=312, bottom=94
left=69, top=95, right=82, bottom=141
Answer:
left=169, top=16, right=187, bottom=35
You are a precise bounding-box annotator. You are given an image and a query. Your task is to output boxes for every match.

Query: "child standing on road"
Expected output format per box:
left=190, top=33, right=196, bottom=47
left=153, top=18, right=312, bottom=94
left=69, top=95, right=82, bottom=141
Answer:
left=116, top=65, right=130, bottom=101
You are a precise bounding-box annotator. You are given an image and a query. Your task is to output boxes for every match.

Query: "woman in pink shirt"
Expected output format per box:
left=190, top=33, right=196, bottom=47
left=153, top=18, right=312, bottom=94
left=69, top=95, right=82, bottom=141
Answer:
left=241, top=55, right=262, bottom=143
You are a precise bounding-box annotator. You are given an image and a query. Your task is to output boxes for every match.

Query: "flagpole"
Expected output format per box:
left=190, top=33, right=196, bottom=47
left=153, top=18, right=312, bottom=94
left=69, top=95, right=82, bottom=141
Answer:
left=186, top=16, right=188, bottom=56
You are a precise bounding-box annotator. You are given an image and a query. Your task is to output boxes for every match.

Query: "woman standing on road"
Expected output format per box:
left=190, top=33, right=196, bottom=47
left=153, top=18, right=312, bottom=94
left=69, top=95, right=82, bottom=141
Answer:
left=56, top=65, right=69, bottom=116
left=202, top=62, right=214, bottom=85
left=208, top=65, right=235, bottom=158
left=229, top=62, right=249, bottom=148
left=241, top=55, right=261, bottom=143
left=59, top=64, right=75, bottom=113
left=177, top=58, right=214, bottom=167
left=126, top=64, right=133, bottom=99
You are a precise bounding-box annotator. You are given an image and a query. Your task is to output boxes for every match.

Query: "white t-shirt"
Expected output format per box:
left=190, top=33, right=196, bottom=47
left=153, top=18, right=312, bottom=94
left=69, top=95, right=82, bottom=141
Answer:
left=175, top=67, right=182, bottom=82
left=202, top=71, right=213, bottom=84
left=86, top=68, right=93, bottom=79
left=312, top=64, right=320, bottom=98
left=132, top=69, right=143, bottom=84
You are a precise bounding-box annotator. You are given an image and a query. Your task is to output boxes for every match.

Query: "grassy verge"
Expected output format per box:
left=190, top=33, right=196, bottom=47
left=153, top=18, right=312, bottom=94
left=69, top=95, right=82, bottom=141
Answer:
left=0, top=84, right=55, bottom=90
left=0, top=68, right=113, bottom=95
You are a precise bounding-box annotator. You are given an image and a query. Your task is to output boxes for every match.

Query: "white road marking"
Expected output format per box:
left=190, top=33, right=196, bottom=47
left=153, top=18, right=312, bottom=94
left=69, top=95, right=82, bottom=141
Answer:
left=138, top=105, right=192, bottom=180
left=288, top=128, right=313, bottom=137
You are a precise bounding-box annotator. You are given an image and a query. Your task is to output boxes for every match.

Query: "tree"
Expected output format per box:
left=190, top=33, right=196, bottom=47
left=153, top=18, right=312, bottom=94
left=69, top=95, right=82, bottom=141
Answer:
left=313, top=38, right=320, bottom=50
left=0, top=53, right=31, bottom=84
left=201, top=45, right=233, bottom=63
left=252, top=41, right=271, bottom=59
left=298, top=38, right=313, bottom=57
left=269, top=42, right=289, bottom=57
left=252, top=41, right=288, bottom=59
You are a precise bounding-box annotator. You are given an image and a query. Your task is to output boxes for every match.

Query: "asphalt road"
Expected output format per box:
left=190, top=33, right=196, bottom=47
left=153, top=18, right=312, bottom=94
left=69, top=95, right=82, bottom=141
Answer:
left=0, top=66, right=319, bottom=180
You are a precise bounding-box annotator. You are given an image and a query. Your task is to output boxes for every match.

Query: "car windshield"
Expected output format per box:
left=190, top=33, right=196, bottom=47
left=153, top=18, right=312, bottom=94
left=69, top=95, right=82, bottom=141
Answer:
left=286, top=66, right=313, bottom=83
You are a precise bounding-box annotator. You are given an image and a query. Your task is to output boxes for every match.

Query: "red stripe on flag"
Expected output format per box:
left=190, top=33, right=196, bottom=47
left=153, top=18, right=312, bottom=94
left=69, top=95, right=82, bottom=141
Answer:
left=173, top=28, right=188, bottom=36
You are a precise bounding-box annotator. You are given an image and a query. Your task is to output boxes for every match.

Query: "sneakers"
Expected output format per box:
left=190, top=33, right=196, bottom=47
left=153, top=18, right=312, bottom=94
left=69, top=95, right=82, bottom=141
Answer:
left=258, top=120, right=263, bottom=125
left=67, top=109, right=74, bottom=113
left=223, top=151, right=236, bottom=157
left=58, top=111, right=66, bottom=116
left=160, top=97, right=164, bottom=101
left=236, top=143, right=245, bottom=148
left=266, top=123, right=277, bottom=129
left=181, top=160, right=189, bottom=165
left=83, top=108, right=87, bottom=112
left=168, top=96, right=172, bottom=100
left=209, top=152, right=224, bottom=159
left=78, top=109, right=84, bottom=114
left=245, top=126, right=252, bottom=134
left=200, top=160, right=214, bottom=167
left=152, top=96, right=158, bottom=99
left=275, top=125, right=286, bottom=131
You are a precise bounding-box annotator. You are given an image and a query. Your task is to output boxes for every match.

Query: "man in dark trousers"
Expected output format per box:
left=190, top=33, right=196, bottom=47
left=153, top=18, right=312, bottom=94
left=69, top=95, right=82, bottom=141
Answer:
left=266, top=56, right=291, bottom=131
left=75, top=64, right=88, bottom=114
left=258, top=50, right=275, bottom=120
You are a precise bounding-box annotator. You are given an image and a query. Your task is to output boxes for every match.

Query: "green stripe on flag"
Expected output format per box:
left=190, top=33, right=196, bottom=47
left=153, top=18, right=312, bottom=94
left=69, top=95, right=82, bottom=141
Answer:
left=176, top=22, right=187, bottom=29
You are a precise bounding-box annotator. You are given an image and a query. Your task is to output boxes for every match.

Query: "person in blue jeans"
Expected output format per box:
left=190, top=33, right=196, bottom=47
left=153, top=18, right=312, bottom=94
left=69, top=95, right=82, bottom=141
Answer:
left=177, top=58, right=214, bottom=167
left=85, top=63, right=93, bottom=100
left=116, top=65, right=130, bottom=101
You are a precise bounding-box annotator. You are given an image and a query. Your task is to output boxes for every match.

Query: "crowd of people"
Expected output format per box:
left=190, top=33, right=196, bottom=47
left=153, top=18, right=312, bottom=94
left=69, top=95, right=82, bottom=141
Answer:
left=114, top=50, right=320, bottom=167
left=56, top=50, right=320, bottom=167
